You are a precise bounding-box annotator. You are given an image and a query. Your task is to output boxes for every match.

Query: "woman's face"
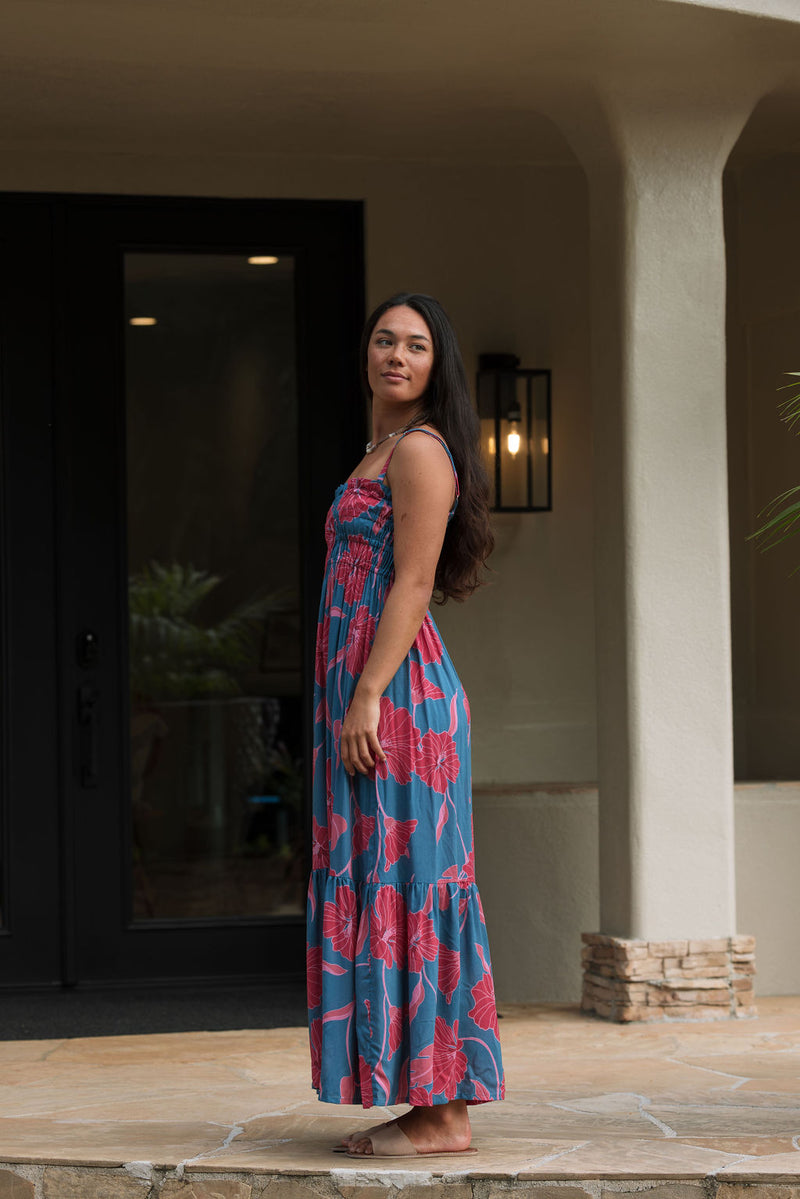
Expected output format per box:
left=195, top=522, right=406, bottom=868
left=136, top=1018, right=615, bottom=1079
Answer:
left=366, top=305, right=434, bottom=409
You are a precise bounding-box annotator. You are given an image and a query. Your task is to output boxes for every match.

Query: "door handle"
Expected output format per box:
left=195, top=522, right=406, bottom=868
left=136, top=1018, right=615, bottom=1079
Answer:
left=77, top=684, right=99, bottom=788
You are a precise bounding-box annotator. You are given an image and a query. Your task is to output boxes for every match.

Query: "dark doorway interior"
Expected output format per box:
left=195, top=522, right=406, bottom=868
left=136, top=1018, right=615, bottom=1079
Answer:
left=0, top=192, right=364, bottom=991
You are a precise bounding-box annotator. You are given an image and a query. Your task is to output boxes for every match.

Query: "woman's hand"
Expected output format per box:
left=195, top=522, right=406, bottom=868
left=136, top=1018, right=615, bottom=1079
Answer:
left=340, top=687, right=387, bottom=776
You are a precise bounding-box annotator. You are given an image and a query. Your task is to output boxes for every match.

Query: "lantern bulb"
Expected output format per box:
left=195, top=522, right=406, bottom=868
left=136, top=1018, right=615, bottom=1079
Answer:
left=507, top=429, right=521, bottom=456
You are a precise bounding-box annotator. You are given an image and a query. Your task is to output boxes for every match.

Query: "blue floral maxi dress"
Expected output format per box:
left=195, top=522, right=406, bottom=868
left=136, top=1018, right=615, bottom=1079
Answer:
left=306, top=428, right=505, bottom=1108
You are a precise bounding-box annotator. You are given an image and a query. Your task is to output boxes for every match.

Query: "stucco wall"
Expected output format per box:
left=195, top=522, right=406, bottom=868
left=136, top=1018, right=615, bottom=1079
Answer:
left=476, top=783, right=800, bottom=1002
left=0, top=147, right=595, bottom=785
left=726, top=154, right=800, bottom=780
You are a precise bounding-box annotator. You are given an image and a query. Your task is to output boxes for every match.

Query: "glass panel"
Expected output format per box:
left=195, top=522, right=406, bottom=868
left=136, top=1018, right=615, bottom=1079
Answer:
left=125, top=252, right=303, bottom=922
left=476, top=372, right=498, bottom=509
left=531, top=373, right=551, bottom=510
left=498, top=374, right=531, bottom=509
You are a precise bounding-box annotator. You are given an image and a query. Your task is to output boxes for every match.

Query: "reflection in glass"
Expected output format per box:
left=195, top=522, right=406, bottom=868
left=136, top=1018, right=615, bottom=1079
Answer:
left=125, top=252, right=302, bottom=921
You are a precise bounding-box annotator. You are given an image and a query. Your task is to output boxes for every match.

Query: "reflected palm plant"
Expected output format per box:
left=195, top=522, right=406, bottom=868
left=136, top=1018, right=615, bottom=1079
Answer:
left=749, top=373, right=800, bottom=572
left=129, top=560, right=294, bottom=701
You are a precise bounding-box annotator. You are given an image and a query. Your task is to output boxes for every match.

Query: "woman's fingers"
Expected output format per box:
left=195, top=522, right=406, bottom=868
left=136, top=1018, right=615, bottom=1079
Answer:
left=370, top=732, right=386, bottom=763
left=340, top=731, right=384, bottom=776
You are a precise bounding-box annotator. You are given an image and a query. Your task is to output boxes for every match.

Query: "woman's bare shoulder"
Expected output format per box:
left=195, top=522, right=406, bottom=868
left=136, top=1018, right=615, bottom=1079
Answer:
left=393, top=425, right=451, bottom=463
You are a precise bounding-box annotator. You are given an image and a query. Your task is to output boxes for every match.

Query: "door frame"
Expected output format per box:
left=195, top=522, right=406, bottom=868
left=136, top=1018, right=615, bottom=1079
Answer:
left=0, top=191, right=364, bottom=987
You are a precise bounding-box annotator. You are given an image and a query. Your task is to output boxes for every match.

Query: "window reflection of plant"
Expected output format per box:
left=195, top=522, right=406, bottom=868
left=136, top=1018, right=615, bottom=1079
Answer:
left=129, top=560, right=295, bottom=701
left=128, top=562, right=302, bottom=902
left=750, top=374, right=800, bottom=570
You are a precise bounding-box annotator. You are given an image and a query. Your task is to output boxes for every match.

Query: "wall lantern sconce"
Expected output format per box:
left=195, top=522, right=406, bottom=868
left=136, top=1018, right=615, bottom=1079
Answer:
left=477, top=353, right=552, bottom=512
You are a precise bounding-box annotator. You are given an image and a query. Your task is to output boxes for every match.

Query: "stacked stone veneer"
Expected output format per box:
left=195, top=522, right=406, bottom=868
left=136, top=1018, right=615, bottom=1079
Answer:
left=581, top=933, right=756, bottom=1022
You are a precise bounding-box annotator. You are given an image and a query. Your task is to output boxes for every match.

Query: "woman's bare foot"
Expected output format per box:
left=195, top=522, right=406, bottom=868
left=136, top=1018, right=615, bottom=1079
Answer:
left=347, top=1100, right=471, bottom=1156
left=335, top=1116, right=398, bottom=1151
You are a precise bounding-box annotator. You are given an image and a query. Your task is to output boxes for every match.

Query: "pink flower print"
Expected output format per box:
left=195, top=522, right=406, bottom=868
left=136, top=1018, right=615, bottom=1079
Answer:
left=311, top=817, right=329, bottom=869
left=437, top=945, right=461, bottom=1002
left=323, top=886, right=358, bottom=959
left=339, top=1075, right=355, bottom=1103
left=345, top=605, right=376, bottom=676
left=410, top=659, right=445, bottom=703
left=358, top=1054, right=373, bottom=1105
left=383, top=815, right=418, bottom=870
left=407, top=907, right=439, bottom=972
left=432, top=1017, right=468, bottom=1096
left=371, top=503, right=390, bottom=536
left=468, top=970, right=499, bottom=1032
left=473, top=1079, right=493, bottom=1102
left=388, top=1002, right=407, bottom=1058
left=307, top=943, right=322, bottom=1009
left=415, top=618, right=443, bottom=664
left=315, top=615, right=330, bottom=686
left=337, top=486, right=376, bottom=524
left=329, top=811, right=348, bottom=852
left=370, top=886, right=407, bottom=969
left=352, top=800, right=376, bottom=857
left=441, top=851, right=475, bottom=888
left=334, top=555, right=365, bottom=607
left=376, top=697, right=420, bottom=786
left=409, top=1041, right=434, bottom=1102
left=416, top=729, right=459, bottom=794
left=309, top=1017, right=322, bottom=1088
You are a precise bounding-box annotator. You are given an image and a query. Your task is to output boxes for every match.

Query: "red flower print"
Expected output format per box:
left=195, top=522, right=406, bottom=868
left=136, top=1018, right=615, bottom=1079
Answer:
left=383, top=815, right=418, bottom=870
left=323, top=886, right=358, bottom=959
left=307, top=944, right=322, bottom=1009
left=370, top=886, right=407, bottom=968
left=334, top=554, right=366, bottom=607
left=432, top=1016, right=468, bottom=1096
left=329, top=811, right=348, bottom=852
left=388, top=1002, right=407, bottom=1057
left=358, top=1054, right=373, bottom=1105
left=376, top=697, right=420, bottom=786
left=407, top=908, right=439, bottom=972
left=468, top=971, right=499, bottom=1032
left=309, top=1017, right=322, bottom=1087
left=371, top=504, right=390, bottom=536
left=311, top=818, right=329, bottom=869
left=473, top=1079, right=493, bottom=1102
left=337, top=487, right=376, bottom=524
left=352, top=801, right=376, bottom=857
left=415, top=618, right=443, bottom=664
left=463, top=691, right=471, bottom=725
left=410, top=1042, right=434, bottom=1093
left=440, top=851, right=475, bottom=888
left=339, top=1075, right=355, bottom=1103
left=345, top=605, right=376, bottom=676
left=416, top=729, right=459, bottom=794
left=437, top=945, right=461, bottom=1002
left=409, top=659, right=445, bottom=703
left=315, top=616, right=329, bottom=686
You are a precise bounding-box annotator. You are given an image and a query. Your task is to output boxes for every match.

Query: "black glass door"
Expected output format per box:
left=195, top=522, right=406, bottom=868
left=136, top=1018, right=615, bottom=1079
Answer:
left=0, top=193, right=363, bottom=986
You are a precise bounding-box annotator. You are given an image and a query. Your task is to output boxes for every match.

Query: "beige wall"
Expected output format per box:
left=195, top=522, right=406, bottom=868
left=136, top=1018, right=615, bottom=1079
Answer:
left=726, top=153, right=800, bottom=780
left=476, top=782, right=800, bottom=1001
left=0, top=146, right=595, bottom=786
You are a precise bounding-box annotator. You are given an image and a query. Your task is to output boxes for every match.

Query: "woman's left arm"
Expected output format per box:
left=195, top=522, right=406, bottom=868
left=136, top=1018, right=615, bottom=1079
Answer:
left=339, top=433, right=455, bottom=777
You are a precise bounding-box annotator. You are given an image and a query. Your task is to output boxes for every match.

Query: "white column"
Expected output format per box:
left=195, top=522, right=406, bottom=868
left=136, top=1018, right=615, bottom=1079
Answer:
left=561, top=83, right=757, bottom=942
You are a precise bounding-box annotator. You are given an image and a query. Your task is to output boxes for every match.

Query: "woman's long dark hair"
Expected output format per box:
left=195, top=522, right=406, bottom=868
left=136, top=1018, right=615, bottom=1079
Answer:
left=360, top=292, right=494, bottom=603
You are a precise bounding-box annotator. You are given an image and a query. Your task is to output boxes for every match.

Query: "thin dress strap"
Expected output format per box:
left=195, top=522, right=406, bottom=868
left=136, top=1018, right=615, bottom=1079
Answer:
left=379, top=426, right=460, bottom=515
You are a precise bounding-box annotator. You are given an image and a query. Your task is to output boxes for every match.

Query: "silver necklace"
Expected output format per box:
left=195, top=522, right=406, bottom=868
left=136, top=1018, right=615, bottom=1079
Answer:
left=365, top=423, right=413, bottom=454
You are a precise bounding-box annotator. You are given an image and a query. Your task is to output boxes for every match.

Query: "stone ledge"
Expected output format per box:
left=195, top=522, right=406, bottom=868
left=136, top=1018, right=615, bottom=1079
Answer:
left=581, top=933, right=757, bottom=1022
left=5, top=1167, right=800, bottom=1198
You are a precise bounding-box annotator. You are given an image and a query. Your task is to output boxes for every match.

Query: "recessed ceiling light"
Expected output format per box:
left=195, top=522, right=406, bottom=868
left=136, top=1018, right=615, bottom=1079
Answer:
left=129, top=317, right=157, bottom=326
left=248, top=255, right=279, bottom=265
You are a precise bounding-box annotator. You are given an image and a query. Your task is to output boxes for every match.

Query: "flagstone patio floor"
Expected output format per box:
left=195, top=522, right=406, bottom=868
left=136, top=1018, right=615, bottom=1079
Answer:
left=1, top=996, right=800, bottom=1199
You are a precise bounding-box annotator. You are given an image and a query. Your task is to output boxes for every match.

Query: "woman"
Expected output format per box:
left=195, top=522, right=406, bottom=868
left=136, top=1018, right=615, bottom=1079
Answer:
left=306, top=293, right=505, bottom=1160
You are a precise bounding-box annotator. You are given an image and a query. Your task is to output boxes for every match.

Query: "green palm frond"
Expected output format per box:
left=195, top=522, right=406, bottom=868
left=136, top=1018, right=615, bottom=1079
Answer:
left=129, top=560, right=296, bottom=701
left=748, top=373, right=800, bottom=569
